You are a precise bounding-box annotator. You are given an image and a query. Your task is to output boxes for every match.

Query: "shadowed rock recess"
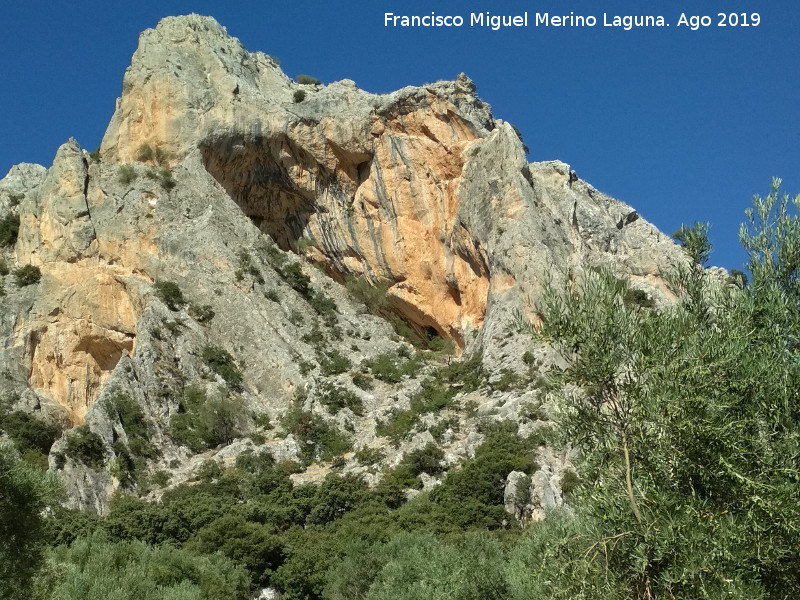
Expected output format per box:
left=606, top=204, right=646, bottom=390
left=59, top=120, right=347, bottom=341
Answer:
left=0, top=14, right=686, bottom=512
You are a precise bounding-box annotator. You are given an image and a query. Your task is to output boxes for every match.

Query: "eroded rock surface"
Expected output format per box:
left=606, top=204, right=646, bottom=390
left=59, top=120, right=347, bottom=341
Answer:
left=0, top=14, right=690, bottom=511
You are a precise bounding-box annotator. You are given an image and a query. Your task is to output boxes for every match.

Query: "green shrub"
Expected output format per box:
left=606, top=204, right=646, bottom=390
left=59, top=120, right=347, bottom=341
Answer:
left=0, top=410, right=60, bottom=455
left=432, top=424, right=535, bottom=512
left=281, top=405, right=352, bottom=464
left=201, top=345, right=243, bottom=389
left=376, top=408, right=419, bottom=446
left=118, top=164, right=137, bottom=185
left=45, top=532, right=251, bottom=600
left=0, top=213, right=20, bottom=247
left=188, top=303, right=215, bottom=323
left=253, top=413, right=271, bottom=429
left=102, top=391, right=157, bottom=485
left=308, top=290, right=337, bottom=323
left=488, top=368, right=522, bottom=392
left=318, top=349, right=352, bottom=376
left=301, top=323, right=326, bottom=347
left=354, top=446, right=385, bottom=466
left=136, top=143, right=169, bottom=166
left=429, top=417, right=459, bottom=442
left=170, top=386, right=248, bottom=452
left=153, top=280, right=185, bottom=311
left=365, top=350, right=420, bottom=383
left=64, top=426, right=106, bottom=468
left=296, top=74, right=321, bottom=85
left=0, top=258, right=9, bottom=275
left=237, top=250, right=264, bottom=284
left=401, top=443, right=445, bottom=477
left=305, top=473, right=368, bottom=526
left=281, top=261, right=311, bottom=296
left=13, top=264, right=40, bottom=286
left=351, top=372, right=374, bottom=390
left=293, top=90, right=306, bottom=103
left=157, top=167, right=176, bottom=191
left=317, top=381, right=363, bottom=415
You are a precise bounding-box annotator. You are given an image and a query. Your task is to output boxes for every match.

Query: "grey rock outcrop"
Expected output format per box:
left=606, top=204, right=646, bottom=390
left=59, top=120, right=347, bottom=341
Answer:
left=0, top=14, right=687, bottom=512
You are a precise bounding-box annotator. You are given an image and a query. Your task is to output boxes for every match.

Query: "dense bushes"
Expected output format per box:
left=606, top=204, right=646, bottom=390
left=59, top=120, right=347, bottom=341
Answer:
left=201, top=345, right=243, bottom=389
left=43, top=533, right=250, bottom=600
left=153, top=280, right=186, bottom=311
left=1, top=444, right=62, bottom=600
left=280, top=404, right=352, bottom=464
left=64, top=426, right=106, bottom=468
left=31, top=420, right=541, bottom=600
left=525, top=184, right=800, bottom=598
left=0, top=401, right=60, bottom=458
left=13, top=264, right=41, bottom=286
left=0, top=212, right=20, bottom=246
left=170, top=386, right=247, bottom=452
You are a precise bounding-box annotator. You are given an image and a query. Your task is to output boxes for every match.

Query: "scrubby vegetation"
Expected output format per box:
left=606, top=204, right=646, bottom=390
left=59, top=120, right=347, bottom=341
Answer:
left=201, top=344, right=244, bottom=389
left=170, top=386, right=248, bottom=452
left=0, top=394, right=60, bottom=469
left=118, top=164, right=138, bottom=185
left=0, top=212, right=20, bottom=246
left=296, top=74, right=321, bottom=85
left=280, top=400, right=352, bottom=464
left=64, top=426, right=106, bottom=468
left=153, top=280, right=186, bottom=311
left=103, top=391, right=159, bottom=487
left=316, top=381, right=364, bottom=415
left=13, top=264, right=41, bottom=286
left=5, top=181, right=800, bottom=600
left=135, top=143, right=170, bottom=167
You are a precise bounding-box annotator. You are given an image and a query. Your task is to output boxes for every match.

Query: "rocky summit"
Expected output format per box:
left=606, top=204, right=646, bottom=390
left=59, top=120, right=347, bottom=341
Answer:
left=1, top=14, right=685, bottom=513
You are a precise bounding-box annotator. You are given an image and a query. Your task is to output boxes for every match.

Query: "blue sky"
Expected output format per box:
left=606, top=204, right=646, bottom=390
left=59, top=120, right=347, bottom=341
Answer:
left=2, top=1, right=798, bottom=270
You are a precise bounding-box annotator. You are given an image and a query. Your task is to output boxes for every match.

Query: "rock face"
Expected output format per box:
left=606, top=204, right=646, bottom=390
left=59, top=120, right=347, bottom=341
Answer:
left=0, top=14, right=688, bottom=511
left=99, top=14, right=681, bottom=349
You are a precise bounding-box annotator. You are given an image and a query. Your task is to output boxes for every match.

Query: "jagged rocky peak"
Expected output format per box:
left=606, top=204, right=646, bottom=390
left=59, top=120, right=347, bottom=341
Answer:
left=0, top=14, right=688, bottom=511
left=99, top=14, right=680, bottom=349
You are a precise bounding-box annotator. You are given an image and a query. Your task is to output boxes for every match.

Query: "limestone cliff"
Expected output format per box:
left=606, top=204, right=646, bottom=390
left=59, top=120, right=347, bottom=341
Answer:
left=0, top=14, right=687, bottom=511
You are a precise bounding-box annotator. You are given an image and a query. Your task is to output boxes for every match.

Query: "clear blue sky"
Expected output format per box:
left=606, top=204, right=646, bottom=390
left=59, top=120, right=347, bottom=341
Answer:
left=2, top=1, right=798, bottom=270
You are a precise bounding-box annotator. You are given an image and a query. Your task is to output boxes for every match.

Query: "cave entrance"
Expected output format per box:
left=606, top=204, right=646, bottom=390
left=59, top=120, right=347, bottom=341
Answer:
left=200, top=135, right=320, bottom=252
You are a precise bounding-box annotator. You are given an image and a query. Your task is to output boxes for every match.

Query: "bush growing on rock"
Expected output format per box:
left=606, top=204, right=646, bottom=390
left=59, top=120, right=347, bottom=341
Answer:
left=13, top=264, right=40, bottom=286
left=153, top=280, right=186, bottom=311
left=64, top=426, right=106, bottom=468
left=118, top=164, right=137, bottom=185
left=170, top=386, right=248, bottom=452
left=201, top=345, right=243, bottom=389
left=296, top=74, right=320, bottom=85
left=0, top=212, right=20, bottom=247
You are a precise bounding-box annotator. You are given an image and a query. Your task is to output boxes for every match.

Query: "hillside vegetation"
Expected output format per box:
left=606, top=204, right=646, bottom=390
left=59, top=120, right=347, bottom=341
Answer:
left=3, top=180, right=799, bottom=599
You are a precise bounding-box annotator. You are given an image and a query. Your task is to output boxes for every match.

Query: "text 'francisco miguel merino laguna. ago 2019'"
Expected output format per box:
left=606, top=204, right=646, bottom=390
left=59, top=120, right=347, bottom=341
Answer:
left=384, top=12, right=672, bottom=31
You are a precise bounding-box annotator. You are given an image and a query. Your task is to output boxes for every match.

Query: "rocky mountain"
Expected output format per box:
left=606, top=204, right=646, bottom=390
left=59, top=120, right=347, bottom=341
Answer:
left=0, top=14, right=687, bottom=514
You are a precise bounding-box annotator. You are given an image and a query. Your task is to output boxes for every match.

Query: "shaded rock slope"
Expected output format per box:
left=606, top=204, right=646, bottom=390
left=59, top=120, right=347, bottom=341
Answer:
left=0, top=14, right=687, bottom=512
